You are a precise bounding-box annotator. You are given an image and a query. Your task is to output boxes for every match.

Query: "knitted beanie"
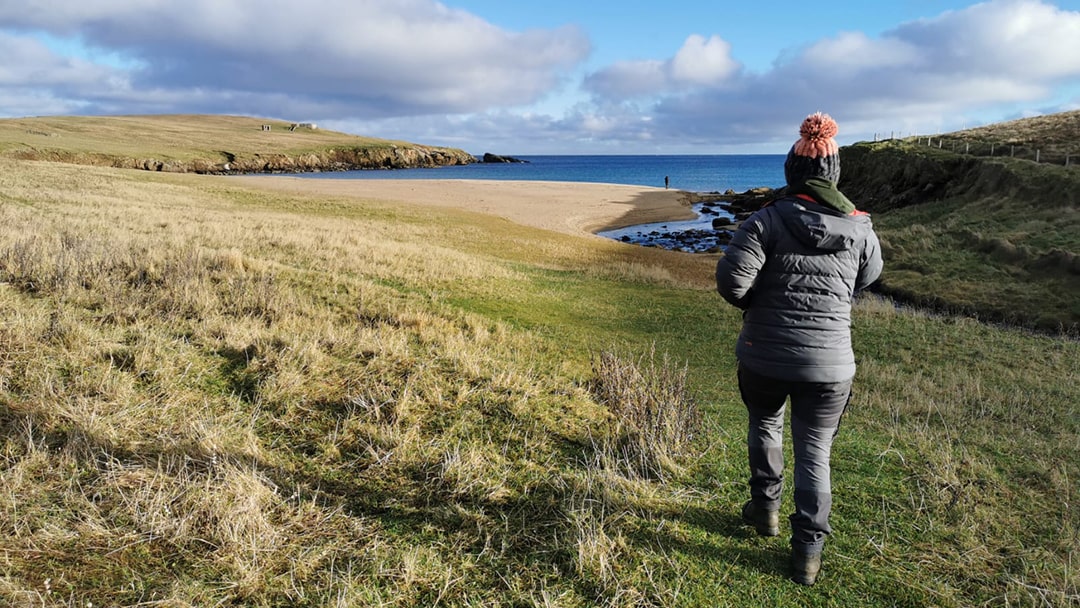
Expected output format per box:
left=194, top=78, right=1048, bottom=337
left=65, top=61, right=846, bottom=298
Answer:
left=784, top=112, right=840, bottom=185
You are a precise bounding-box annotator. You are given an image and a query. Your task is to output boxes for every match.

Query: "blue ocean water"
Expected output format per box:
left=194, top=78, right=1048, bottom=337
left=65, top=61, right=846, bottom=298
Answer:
left=295, top=154, right=786, bottom=194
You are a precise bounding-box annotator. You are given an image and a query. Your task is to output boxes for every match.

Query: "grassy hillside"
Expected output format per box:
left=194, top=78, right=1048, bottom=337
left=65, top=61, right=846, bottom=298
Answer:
left=840, top=111, right=1080, bottom=331
left=934, top=109, right=1080, bottom=166
left=0, top=145, right=1077, bottom=604
left=0, top=114, right=475, bottom=173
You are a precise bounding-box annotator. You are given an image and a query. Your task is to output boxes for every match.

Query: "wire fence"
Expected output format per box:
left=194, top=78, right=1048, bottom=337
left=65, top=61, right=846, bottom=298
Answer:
left=872, top=132, right=1078, bottom=168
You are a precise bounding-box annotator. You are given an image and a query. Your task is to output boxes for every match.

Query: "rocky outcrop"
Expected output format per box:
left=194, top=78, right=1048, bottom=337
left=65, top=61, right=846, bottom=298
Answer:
left=7, top=144, right=476, bottom=175
left=616, top=228, right=734, bottom=253
left=688, top=186, right=778, bottom=225
left=481, top=153, right=529, bottom=163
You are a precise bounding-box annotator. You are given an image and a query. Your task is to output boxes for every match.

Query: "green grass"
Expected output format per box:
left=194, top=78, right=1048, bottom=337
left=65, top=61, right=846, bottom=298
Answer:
left=0, top=157, right=1077, bottom=607
left=842, top=138, right=1080, bottom=331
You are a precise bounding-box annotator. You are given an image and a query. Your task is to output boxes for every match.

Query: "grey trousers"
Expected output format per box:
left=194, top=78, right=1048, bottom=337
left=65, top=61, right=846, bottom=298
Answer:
left=738, top=364, right=852, bottom=554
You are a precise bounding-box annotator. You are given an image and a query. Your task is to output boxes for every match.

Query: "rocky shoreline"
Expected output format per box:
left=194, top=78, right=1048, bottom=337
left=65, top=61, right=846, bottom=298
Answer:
left=605, top=186, right=778, bottom=253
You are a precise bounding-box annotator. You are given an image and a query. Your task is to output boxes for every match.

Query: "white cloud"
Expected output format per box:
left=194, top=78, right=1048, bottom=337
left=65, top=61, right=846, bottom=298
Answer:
left=0, top=33, right=117, bottom=87
left=669, top=35, right=740, bottom=86
left=581, top=60, right=667, bottom=98
left=589, top=0, right=1080, bottom=150
left=797, top=31, right=920, bottom=73
left=773, top=0, right=1080, bottom=118
left=1, top=0, right=1078, bottom=153
left=584, top=34, right=741, bottom=99
left=0, top=0, right=590, bottom=118
left=892, top=0, right=1080, bottom=79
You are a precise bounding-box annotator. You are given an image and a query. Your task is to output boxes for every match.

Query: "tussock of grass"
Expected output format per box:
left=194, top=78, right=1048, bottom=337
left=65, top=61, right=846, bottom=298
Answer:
left=0, top=158, right=1077, bottom=606
left=589, top=348, right=701, bottom=481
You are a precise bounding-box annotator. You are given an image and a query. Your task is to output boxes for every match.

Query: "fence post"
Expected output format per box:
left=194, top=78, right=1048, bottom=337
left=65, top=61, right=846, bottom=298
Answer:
left=990, top=143, right=994, bottom=156
left=1036, top=149, right=1040, bottom=163
left=965, top=143, right=970, bottom=154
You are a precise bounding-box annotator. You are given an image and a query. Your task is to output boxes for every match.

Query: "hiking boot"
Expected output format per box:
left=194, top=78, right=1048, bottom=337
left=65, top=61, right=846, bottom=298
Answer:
left=741, top=500, right=779, bottom=537
left=790, top=550, right=822, bottom=586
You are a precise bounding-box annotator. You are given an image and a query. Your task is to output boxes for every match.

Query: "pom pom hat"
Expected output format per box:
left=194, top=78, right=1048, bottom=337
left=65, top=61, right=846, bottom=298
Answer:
left=784, top=112, right=841, bottom=186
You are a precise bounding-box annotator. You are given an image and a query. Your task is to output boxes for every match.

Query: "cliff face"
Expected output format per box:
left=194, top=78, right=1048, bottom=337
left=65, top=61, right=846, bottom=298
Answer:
left=839, top=140, right=1080, bottom=212
left=8, top=144, right=477, bottom=174
left=837, top=139, right=1080, bottom=330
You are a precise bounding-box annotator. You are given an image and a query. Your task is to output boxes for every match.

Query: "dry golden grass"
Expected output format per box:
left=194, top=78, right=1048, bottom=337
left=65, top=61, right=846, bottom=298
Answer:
left=946, top=109, right=1080, bottom=150
left=0, top=114, right=409, bottom=160
left=0, top=158, right=714, bottom=606
left=0, top=155, right=1076, bottom=606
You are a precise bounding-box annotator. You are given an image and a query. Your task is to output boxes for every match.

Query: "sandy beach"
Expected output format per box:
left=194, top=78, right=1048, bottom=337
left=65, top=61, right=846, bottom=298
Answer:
left=230, top=176, right=696, bottom=237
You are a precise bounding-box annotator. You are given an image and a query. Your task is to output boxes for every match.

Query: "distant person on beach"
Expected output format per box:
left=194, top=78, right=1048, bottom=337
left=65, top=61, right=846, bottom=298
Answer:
left=664, top=175, right=669, bottom=189
left=714, top=112, right=882, bottom=586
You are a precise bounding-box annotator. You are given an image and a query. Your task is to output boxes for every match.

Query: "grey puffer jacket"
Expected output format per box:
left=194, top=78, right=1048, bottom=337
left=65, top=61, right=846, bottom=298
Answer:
left=716, top=196, right=882, bottom=383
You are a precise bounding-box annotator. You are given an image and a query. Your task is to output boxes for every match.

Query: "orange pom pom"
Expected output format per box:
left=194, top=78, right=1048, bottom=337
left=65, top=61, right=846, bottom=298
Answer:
left=793, top=112, right=839, bottom=158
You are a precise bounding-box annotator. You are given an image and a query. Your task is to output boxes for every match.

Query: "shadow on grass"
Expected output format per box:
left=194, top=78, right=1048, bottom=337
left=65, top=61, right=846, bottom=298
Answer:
left=666, top=503, right=793, bottom=579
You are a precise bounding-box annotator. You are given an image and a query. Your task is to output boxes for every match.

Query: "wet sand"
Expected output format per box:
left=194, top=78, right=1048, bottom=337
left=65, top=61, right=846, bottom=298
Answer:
left=229, top=176, right=696, bottom=237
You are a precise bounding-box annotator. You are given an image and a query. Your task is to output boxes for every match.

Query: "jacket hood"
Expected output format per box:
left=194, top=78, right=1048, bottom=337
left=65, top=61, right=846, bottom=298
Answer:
left=774, top=198, right=873, bottom=252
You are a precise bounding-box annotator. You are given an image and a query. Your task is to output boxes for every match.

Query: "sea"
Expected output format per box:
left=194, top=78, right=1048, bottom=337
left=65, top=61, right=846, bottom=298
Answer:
left=294, top=154, right=786, bottom=194
left=292, top=154, right=787, bottom=252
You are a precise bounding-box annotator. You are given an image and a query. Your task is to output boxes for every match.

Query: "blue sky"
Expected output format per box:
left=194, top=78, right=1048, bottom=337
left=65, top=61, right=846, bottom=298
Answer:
left=1, top=0, right=1079, bottom=154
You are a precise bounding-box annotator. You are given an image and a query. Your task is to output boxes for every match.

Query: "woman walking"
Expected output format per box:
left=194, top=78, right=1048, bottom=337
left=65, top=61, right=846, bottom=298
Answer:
left=715, top=112, right=882, bottom=585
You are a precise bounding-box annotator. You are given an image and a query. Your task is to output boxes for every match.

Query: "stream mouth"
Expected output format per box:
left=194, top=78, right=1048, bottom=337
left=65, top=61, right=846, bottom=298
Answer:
left=597, top=202, right=737, bottom=253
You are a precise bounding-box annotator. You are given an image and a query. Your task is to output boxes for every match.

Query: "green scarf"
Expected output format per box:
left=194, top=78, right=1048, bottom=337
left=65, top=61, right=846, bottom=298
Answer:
left=786, top=177, right=856, bottom=215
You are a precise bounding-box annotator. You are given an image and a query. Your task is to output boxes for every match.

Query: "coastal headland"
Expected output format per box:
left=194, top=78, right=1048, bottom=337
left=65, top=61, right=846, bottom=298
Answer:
left=0, top=114, right=476, bottom=174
